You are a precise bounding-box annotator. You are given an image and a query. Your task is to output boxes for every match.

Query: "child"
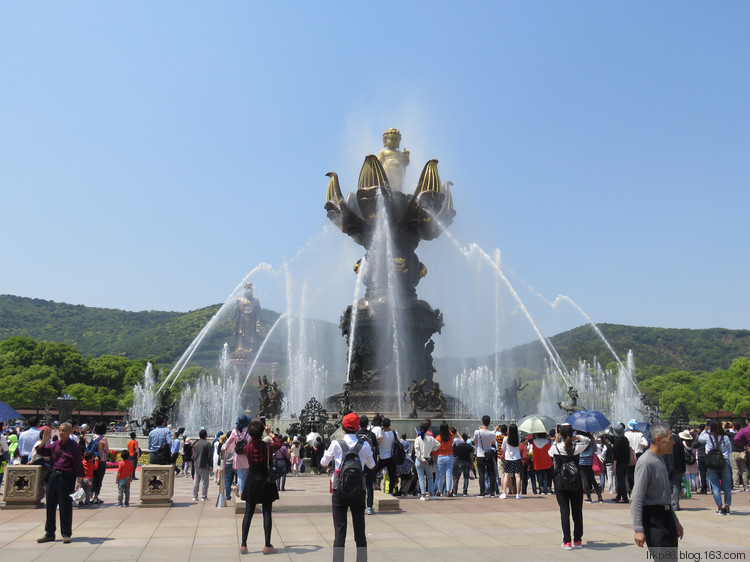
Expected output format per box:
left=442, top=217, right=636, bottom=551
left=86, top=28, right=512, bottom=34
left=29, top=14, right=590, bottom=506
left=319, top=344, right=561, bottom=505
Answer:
left=81, top=451, right=98, bottom=506
left=116, top=450, right=133, bottom=507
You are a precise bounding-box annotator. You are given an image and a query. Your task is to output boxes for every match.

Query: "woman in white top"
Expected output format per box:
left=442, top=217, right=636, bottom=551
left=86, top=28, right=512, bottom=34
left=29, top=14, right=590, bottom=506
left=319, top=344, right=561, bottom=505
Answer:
left=549, top=424, right=591, bottom=550
left=500, top=423, right=523, bottom=499
left=414, top=421, right=439, bottom=499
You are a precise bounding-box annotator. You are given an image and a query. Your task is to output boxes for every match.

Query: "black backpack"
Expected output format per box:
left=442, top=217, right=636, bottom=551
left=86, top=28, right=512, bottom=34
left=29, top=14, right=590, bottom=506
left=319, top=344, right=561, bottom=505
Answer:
left=554, top=453, right=582, bottom=492
left=333, top=439, right=365, bottom=500
left=706, top=435, right=726, bottom=471
left=391, top=435, right=406, bottom=465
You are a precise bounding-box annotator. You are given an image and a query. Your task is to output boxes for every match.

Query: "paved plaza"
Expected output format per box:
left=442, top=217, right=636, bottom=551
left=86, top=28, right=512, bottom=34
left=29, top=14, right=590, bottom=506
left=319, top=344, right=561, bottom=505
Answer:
left=1, top=467, right=749, bottom=561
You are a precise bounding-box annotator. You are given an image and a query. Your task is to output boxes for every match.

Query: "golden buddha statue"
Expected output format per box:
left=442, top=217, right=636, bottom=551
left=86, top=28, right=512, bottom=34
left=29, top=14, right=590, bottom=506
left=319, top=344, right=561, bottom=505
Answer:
left=377, top=128, right=410, bottom=192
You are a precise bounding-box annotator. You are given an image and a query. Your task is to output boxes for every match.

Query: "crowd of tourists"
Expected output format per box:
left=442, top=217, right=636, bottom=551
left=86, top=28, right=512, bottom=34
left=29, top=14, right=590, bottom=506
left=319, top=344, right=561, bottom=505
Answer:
left=1, top=412, right=748, bottom=557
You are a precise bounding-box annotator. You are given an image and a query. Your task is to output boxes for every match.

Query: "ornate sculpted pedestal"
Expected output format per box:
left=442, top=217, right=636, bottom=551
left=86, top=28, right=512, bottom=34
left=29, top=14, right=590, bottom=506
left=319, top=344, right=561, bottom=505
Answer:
left=2, top=465, right=45, bottom=509
left=140, top=464, right=175, bottom=507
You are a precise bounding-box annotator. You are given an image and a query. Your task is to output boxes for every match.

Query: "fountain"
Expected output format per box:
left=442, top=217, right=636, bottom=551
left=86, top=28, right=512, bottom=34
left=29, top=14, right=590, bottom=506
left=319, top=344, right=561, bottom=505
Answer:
left=323, top=127, right=455, bottom=415
left=129, top=127, right=649, bottom=434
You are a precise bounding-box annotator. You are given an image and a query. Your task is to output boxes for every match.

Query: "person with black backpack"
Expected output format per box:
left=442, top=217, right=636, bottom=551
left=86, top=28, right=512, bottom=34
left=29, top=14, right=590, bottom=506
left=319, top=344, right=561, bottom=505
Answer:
left=702, top=420, right=733, bottom=515
left=320, top=412, right=375, bottom=562
left=549, top=424, right=591, bottom=550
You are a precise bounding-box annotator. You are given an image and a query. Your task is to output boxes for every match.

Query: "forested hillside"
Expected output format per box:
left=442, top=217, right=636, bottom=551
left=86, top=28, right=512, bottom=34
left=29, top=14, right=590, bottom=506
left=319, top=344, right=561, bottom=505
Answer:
left=507, top=323, right=750, bottom=375
left=1, top=294, right=749, bottom=420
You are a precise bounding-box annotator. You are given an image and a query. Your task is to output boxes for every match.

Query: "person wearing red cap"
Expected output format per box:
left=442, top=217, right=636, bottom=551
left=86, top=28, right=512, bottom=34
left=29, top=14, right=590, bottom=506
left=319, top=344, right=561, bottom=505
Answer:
left=320, top=412, right=375, bottom=562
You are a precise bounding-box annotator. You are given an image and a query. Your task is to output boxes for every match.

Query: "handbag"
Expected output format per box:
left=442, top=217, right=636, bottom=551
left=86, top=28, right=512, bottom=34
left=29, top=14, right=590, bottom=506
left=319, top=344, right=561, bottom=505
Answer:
left=592, top=453, right=604, bottom=475
left=628, top=447, right=637, bottom=467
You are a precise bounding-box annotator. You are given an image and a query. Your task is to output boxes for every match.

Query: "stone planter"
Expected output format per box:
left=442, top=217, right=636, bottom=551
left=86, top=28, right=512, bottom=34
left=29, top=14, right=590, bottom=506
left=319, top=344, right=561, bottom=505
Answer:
left=2, top=465, right=45, bottom=509
left=140, top=464, right=174, bottom=507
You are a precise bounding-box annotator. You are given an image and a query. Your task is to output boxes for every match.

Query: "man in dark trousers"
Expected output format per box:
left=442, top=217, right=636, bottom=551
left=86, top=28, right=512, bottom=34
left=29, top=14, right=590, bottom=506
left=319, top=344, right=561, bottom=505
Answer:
left=631, top=423, right=685, bottom=556
left=320, top=412, right=375, bottom=562
left=191, top=429, right=212, bottom=501
left=356, top=414, right=379, bottom=515
left=36, top=423, right=85, bottom=544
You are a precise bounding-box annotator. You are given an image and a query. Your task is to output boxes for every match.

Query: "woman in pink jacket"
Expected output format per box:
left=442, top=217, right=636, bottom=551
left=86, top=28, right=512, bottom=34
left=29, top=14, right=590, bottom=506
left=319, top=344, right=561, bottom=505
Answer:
left=224, top=414, right=251, bottom=496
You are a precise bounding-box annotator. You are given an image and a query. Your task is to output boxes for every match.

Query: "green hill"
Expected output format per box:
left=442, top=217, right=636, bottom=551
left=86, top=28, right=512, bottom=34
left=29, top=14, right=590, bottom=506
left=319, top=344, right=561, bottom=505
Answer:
left=2, top=294, right=749, bottom=375
left=505, top=323, right=750, bottom=377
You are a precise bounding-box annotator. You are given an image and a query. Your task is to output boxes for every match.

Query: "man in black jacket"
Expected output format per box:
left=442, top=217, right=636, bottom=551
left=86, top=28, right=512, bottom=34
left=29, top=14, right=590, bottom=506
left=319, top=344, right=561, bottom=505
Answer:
left=662, top=428, right=687, bottom=510
left=612, top=423, right=631, bottom=503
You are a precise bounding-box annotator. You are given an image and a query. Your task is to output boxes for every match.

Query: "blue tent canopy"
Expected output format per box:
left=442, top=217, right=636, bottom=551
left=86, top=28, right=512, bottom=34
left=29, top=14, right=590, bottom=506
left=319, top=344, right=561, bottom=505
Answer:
left=0, top=400, right=23, bottom=422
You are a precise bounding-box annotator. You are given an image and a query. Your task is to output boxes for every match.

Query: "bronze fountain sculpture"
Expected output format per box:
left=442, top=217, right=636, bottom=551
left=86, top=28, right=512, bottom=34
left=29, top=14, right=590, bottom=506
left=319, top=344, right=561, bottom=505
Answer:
left=324, top=129, right=455, bottom=415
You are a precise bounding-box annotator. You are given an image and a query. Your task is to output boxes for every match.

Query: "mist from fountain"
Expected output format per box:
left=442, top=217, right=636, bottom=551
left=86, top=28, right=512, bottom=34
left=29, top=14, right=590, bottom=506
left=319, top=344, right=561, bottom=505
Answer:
left=130, top=362, right=157, bottom=423
left=538, top=352, right=643, bottom=424
left=453, top=365, right=504, bottom=419
left=177, top=343, right=242, bottom=435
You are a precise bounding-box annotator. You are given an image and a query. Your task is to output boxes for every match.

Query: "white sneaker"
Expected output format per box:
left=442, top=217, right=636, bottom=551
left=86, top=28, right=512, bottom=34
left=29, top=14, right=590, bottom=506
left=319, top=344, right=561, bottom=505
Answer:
left=516, top=493, right=522, bottom=499
left=420, top=495, right=430, bottom=501
left=192, top=497, right=198, bottom=501
left=499, top=493, right=507, bottom=499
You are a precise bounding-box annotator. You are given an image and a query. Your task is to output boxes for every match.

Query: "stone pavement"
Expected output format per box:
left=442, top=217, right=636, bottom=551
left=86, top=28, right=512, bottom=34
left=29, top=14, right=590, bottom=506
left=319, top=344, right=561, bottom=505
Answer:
left=1, top=467, right=749, bottom=561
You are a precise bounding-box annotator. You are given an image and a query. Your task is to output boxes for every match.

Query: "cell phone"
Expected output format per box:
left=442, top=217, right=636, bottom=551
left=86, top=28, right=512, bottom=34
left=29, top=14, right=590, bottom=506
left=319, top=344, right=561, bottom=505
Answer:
left=260, top=416, right=266, bottom=426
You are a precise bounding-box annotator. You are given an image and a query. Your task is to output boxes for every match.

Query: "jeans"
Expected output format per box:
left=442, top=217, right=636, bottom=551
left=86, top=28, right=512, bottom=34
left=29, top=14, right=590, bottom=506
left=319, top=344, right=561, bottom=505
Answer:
left=224, top=460, right=235, bottom=498
left=708, top=463, right=732, bottom=508
left=435, top=455, right=453, bottom=495
left=276, top=461, right=287, bottom=491
left=477, top=456, right=497, bottom=496
left=687, top=472, right=698, bottom=490
left=117, top=478, right=131, bottom=506
left=364, top=467, right=375, bottom=508
left=452, top=460, right=471, bottom=495
left=416, top=460, right=436, bottom=495
left=698, top=455, right=708, bottom=493
left=536, top=467, right=552, bottom=493
left=236, top=468, right=248, bottom=495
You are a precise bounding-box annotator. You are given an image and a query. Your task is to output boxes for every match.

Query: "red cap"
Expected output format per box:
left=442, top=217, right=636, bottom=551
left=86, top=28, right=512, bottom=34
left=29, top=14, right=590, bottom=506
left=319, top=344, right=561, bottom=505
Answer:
left=342, top=412, right=360, bottom=432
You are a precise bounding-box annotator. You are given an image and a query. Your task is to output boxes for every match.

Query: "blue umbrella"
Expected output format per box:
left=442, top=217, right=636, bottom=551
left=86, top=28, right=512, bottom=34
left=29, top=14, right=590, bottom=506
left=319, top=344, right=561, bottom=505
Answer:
left=564, top=409, right=611, bottom=433
left=0, top=400, right=23, bottom=422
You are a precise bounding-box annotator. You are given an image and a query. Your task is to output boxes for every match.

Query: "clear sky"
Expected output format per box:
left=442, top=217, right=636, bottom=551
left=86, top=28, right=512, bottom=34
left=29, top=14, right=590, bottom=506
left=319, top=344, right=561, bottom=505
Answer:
left=2, top=2, right=749, bottom=345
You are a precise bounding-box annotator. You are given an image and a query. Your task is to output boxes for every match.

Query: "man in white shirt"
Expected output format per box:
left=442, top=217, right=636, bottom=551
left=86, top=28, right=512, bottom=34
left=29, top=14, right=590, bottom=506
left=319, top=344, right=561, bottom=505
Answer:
left=18, top=417, right=42, bottom=464
left=473, top=415, right=498, bottom=497
left=372, top=417, right=397, bottom=495
left=626, top=419, right=649, bottom=491
left=321, top=412, right=375, bottom=562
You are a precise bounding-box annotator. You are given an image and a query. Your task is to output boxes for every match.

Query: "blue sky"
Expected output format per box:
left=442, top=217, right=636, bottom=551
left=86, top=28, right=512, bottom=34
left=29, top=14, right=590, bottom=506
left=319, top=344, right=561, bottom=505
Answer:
left=2, top=2, right=749, bottom=346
